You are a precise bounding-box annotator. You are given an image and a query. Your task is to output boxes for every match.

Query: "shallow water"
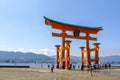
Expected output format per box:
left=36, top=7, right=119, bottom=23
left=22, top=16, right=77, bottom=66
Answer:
left=101, top=70, right=120, bottom=76
left=54, top=77, right=69, bottom=80
left=109, top=72, right=120, bottom=76
left=0, top=63, right=49, bottom=68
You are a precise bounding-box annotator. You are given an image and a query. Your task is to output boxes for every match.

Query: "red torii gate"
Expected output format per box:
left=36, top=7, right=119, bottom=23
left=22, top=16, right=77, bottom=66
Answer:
left=44, top=16, right=102, bottom=69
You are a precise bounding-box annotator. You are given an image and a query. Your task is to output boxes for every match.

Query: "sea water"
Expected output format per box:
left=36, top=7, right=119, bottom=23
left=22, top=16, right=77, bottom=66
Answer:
left=0, top=63, right=119, bottom=68
left=0, top=63, right=51, bottom=68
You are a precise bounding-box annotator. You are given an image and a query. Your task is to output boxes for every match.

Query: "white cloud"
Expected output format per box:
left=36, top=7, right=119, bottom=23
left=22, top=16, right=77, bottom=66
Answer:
left=17, top=48, right=27, bottom=52
left=7, top=48, right=27, bottom=53
left=29, top=48, right=52, bottom=55
left=7, top=48, right=55, bottom=56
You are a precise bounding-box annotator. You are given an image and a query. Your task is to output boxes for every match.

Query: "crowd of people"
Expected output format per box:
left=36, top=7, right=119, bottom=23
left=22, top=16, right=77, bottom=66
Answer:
left=47, top=64, right=54, bottom=72
left=80, top=63, right=111, bottom=70
left=47, top=62, right=111, bottom=73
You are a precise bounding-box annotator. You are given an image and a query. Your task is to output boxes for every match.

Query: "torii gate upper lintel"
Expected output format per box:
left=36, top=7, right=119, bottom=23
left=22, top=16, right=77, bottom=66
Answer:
left=44, top=16, right=103, bottom=69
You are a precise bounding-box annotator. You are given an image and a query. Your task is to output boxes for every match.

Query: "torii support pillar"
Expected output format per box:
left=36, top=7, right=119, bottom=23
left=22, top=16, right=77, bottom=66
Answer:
left=60, top=30, right=66, bottom=69
left=80, top=47, right=85, bottom=65
left=55, top=45, right=60, bottom=69
left=65, top=40, right=72, bottom=69
left=93, top=43, right=100, bottom=64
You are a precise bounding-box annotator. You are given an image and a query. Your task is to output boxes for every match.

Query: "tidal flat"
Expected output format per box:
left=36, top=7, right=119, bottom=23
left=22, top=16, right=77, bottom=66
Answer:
left=0, top=68, right=119, bottom=80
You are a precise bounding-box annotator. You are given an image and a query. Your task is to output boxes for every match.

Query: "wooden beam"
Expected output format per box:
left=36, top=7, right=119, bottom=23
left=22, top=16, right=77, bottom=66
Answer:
left=90, top=59, right=95, bottom=62
left=44, top=16, right=103, bottom=34
left=90, top=48, right=95, bottom=51
left=52, top=32, right=97, bottom=41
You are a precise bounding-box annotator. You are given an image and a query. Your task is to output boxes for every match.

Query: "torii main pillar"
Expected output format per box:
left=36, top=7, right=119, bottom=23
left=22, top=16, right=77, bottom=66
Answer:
left=44, top=16, right=102, bottom=69
left=60, top=30, right=66, bottom=69
left=86, top=33, right=91, bottom=67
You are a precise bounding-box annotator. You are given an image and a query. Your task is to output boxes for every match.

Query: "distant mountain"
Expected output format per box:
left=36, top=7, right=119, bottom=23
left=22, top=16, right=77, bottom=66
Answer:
left=0, top=51, right=119, bottom=63
left=70, top=56, right=80, bottom=61
left=49, top=55, right=80, bottom=61
left=50, top=55, right=120, bottom=62
left=0, top=51, right=52, bottom=60
left=100, top=55, right=120, bottom=62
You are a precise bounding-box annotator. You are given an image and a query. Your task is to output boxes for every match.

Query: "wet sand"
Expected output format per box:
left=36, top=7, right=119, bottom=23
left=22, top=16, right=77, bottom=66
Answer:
left=0, top=68, right=119, bottom=80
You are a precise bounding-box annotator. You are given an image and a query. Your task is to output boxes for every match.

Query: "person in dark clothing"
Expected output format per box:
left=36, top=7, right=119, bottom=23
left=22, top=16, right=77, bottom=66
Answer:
left=48, top=65, right=50, bottom=69
left=69, top=64, right=72, bottom=70
left=108, top=63, right=111, bottom=69
left=80, top=64, right=84, bottom=71
left=51, top=64, right=54, bottom=72
left=105, top=64, right=108, bottom=69
left=78, top=65, right=80, bottom=69
left=93, top=64, right=96, bottom=70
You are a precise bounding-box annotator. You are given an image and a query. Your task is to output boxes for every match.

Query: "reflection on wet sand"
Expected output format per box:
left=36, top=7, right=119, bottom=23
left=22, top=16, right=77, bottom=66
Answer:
left=54, top=77, right=68, bottom=80
left=0, top=68, right=119, bottom=80
left=101, top=70, right=120, bottom=76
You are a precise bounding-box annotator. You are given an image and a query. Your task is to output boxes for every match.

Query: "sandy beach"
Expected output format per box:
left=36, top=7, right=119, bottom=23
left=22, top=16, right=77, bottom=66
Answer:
left=0, top=67, right=119, bottom=80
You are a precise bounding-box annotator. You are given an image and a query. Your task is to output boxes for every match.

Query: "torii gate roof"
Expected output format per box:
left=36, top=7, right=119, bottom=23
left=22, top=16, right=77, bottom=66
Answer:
left=44, top=16, right=103, bottom=34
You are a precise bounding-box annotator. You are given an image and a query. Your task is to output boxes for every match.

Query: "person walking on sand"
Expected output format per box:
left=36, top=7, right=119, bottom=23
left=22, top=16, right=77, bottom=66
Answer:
left=108, top=63, right=111, bottom=69
left=89, top=66, right=93, bottom=76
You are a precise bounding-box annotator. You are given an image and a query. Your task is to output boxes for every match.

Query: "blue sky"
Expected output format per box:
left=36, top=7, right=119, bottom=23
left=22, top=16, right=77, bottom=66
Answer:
left=0, top=0, right=120, bottom=56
